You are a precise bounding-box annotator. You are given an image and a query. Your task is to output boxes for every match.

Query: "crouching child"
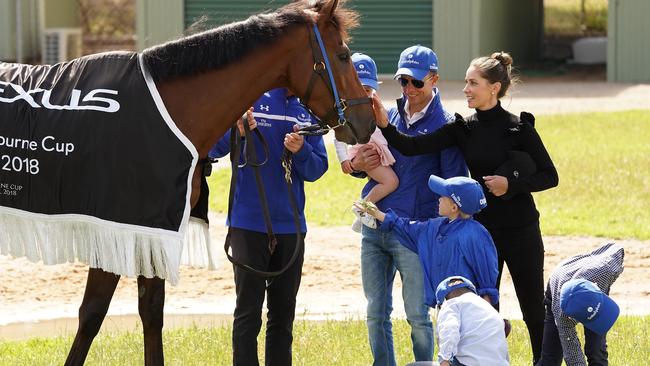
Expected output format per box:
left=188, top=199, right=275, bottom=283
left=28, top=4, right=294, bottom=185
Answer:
left=436, top=276, right=510, bottom=366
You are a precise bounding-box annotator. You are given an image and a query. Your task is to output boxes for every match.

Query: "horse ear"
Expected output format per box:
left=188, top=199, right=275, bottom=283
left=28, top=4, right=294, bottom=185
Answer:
left=320, top=0, right=339, bottom=19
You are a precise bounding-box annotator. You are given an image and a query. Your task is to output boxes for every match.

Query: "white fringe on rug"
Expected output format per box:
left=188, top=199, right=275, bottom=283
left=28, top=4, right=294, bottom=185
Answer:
left=181, top=217, right=219, bottom=270
left=0, top=207, right=184, bottom=285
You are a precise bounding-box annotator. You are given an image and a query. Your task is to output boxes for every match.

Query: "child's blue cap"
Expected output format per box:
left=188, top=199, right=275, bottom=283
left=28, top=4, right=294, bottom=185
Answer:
left=435, top=276, right=477, bottom=306
left=394, top=44, right=439, bottom=81
left=352, top=52, right=379, bottom=91
left=560, top=279, right=620, bottom=335
left=428, top=175, right=487, bottom=215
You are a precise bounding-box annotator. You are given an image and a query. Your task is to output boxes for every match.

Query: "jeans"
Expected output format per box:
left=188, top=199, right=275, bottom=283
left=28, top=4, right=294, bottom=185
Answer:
left=361, top=226, right=433, bottom=366
left=229, top=228, right=305, bottom=366
left=537, top=286, right=609, bottom=366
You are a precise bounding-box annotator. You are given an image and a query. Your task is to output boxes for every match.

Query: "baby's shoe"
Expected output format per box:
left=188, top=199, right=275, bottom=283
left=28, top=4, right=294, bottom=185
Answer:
left=360, top=213, right=377, bottom=229
left=351, top=207, right=363, bottom=233
left=351, top=218, right=362, bottom=233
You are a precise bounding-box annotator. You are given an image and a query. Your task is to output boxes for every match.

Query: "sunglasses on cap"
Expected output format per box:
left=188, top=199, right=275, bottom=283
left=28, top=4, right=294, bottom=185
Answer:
left=398, top=77, right=427, bottom=89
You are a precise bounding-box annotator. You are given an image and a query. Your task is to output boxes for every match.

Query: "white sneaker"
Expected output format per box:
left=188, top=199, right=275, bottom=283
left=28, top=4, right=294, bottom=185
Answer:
left=351, top=218, right=362, bottom=233
left=360, top=213, right=377, bottom=229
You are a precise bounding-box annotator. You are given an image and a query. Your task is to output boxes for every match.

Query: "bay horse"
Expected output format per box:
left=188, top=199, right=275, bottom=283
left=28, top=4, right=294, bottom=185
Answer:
left=68, top=0, right=374, bottom=365
left=0, top=0, right=373, bottom=364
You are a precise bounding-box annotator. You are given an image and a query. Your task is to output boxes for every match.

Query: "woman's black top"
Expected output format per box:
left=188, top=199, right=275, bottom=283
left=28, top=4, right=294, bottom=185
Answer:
left=380, top=102, right=559, bottom=230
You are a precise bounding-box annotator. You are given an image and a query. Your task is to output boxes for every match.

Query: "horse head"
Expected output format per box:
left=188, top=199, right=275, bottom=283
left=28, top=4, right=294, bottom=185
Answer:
left=286, top=0, right=375, bottom=144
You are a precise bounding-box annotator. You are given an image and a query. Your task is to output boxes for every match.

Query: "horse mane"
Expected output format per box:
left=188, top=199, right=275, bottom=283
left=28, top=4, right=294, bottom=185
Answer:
left=141, top=0, right=359, bottom=82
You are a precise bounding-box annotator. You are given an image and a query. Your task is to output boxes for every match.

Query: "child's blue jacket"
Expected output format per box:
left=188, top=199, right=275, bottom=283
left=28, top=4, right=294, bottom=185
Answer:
left=380, top=210, right=499, bottom=307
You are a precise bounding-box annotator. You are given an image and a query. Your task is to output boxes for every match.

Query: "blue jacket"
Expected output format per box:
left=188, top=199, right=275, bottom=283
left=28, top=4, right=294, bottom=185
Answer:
left=210, top=88, right=328, bottom=234
left=363, top=91, right=467, bottom=220
left=380, top=209, right=499, bottom=307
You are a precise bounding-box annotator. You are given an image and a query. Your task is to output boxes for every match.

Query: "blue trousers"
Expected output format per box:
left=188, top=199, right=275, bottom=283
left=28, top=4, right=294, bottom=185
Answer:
left=361, top=226, right=433, bottom=366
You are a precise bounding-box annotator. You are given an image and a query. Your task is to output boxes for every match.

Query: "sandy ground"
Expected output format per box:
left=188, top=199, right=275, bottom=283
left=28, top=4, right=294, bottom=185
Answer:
left=2, top=76, right=650, bottom=340
left=1, top=213, right=649, bottom=340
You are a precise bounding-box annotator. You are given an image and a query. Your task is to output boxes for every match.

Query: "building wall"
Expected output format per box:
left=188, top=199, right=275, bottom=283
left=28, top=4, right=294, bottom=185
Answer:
left=608, top=0, right=650, bottom=82
left=433, top=0, right=477, bottom=80
left=0, top=0, right=41, bottom=62
left=42, top=0, right=79, bottom=28
left=434, top=0, right=541, bottom=81
left=478, top=0, right=542, bottom=65
left=136, top=0, right=184, bottom=50
left=180, top=0, right=432, bottom=75
left=133, top=0, right=650, bottom=82
left=0, top=0, right=15, bottom=60
left=348, top=0, right=433, bottom=75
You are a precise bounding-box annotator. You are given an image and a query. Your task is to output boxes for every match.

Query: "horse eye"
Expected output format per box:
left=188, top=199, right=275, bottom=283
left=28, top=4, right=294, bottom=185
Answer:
left=338, top=53, right=350, bottom=62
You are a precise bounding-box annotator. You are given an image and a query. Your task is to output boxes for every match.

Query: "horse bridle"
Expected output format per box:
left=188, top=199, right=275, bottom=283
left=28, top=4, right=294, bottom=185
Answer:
left=297, top=23, right=372, bottom=137
left=224, top=22, right=372, bottom=279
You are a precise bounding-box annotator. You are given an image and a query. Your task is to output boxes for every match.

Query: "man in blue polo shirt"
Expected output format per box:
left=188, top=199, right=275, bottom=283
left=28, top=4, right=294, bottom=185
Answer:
left=210, top=88, right=328, bottom=366
left=349, top=45, right=468, bottom=365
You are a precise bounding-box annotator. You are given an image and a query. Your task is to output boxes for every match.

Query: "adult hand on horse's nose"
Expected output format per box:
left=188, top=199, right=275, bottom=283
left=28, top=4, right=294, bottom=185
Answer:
left=371, top=93, right=389, bottom=128
left=350, top=144, right=380, bottom=172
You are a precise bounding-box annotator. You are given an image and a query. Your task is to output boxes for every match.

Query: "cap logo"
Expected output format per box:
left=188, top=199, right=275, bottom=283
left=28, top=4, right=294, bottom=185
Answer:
left=586, top=302, right=601, bottom=320
left=358, top=64, right=365, bottom=69
left=408, top=54, right=414, bottom=58
left=479, top=197, right=487, bottom=206
left=450, top=193, right=462, bottom=207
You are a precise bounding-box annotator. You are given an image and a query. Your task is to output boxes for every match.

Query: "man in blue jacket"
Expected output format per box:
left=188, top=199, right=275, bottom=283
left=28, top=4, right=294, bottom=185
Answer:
left=349, top=46, right=468, bottom=365
left=210, top=88, right=328, bottom=366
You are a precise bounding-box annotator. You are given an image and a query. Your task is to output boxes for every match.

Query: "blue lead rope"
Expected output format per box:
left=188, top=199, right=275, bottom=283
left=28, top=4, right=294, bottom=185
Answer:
left=312, top=24, right=346, bottom=125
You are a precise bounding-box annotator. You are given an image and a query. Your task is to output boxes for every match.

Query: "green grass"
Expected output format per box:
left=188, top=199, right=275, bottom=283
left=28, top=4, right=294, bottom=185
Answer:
left=1, top=317, right=648, bottom=365
left=208, top=110, right=650, bottom=240
left=545, top=0, right=608, bottom=36
left=535, top=110, right=650, bottom=239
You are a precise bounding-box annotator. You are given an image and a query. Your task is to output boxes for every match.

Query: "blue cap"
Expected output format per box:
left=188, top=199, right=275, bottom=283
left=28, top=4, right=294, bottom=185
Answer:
left=435, top=276, right=477, bottom=306
left=428, top=175, right=487, bottom=215
left=394, top=45, right=439, bottom=81
left=560, top=279, right=620, bottom=335
left=352, top=52, right=379, bottom=90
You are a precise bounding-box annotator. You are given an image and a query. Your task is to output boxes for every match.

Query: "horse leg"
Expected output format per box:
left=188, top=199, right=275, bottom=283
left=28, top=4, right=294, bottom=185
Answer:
left=137, top=276, right=166, bottom=366
left=65, top=267, right=120, bottom=366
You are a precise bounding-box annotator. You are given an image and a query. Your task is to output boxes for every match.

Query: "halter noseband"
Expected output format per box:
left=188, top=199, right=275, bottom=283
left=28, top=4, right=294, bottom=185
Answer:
left=298, top=23, right=371, bottom=137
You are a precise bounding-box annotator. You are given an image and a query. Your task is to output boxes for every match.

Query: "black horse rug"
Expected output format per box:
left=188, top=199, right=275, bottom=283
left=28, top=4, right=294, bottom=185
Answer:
left=0, top=52, right=212, bottom=284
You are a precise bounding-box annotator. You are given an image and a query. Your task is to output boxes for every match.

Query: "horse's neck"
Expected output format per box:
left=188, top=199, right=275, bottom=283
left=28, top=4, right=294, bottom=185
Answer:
left=156, top=31, right=305, bottom=158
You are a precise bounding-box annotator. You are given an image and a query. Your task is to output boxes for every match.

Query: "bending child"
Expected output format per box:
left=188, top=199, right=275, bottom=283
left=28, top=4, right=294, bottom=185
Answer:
left=334, top=53, right=398, bottom=231
left=536, top=243, right=624, bottom=366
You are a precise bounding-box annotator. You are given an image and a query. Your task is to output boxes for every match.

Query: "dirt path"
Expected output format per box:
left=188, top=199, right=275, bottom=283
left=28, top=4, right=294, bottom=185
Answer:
left=2, top=213, right=649, bottom=335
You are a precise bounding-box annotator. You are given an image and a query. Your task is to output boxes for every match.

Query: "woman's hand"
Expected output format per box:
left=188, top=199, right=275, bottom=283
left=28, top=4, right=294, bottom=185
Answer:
left=236, top=108, right=256, bottom=135
left=371, top=93, right=389, bottom=128
left=483, top=175, right=509, bottom=197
